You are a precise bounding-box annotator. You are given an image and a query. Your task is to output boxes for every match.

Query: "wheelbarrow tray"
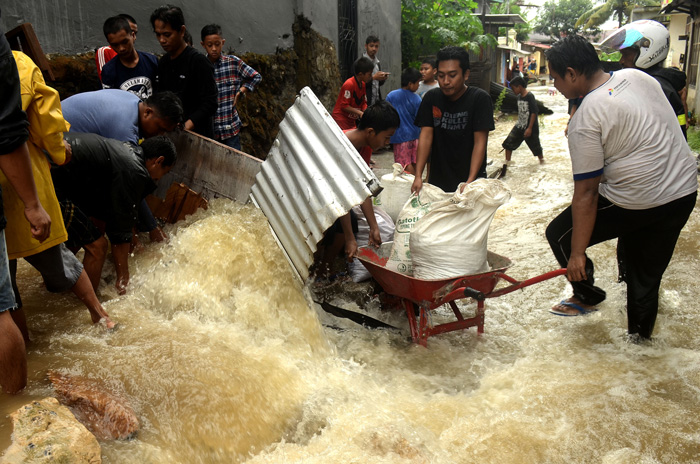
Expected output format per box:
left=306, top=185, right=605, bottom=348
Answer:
left=356, top=242, right=565, bottom=346
left=357, top=243, right=512, bottom=310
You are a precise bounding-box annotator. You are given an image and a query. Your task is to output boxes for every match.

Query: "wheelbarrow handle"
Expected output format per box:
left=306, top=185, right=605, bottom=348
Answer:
left=463, top=287, right=485, bottom=301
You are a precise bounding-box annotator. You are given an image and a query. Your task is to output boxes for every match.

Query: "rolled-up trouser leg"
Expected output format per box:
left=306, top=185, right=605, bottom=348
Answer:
left=545, top=204, right=608, bottom=306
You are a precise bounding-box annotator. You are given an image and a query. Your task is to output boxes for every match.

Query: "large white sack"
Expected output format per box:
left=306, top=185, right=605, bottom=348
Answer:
left=386, top=183, right=451, bottom=275
left=373, top=163, right=415, bottom=222
left=348, top=206, right=396, bottom=282
left=410, top=179, right=511, bottom=280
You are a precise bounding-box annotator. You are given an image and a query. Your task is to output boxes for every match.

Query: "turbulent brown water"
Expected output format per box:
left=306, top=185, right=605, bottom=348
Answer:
left=1, top=88, right=699, bottom=463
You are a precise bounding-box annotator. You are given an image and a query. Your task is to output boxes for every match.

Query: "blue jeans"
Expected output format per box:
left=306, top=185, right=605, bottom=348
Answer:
left=221, top=134, right=241, bottom=151
left=0, top=230, right=17, bottom=313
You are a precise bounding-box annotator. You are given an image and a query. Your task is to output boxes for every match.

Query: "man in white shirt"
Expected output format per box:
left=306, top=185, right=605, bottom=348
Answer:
left=544, top=35, right=697, bottom=341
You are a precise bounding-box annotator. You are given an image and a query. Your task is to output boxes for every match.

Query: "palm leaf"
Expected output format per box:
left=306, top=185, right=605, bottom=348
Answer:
left=575, top=4, right=605, bottom=28
left=585, top=1, right=614, bottom=28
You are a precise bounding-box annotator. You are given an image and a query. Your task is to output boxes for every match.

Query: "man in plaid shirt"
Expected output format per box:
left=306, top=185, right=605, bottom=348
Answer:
left=201, top=24, right=262, bottom=151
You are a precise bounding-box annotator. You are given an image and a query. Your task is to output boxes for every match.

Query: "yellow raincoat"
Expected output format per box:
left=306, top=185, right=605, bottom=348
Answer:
left=0, top=51, right=69, bottom=259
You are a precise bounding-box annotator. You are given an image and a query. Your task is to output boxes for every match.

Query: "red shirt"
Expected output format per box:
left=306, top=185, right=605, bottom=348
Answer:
left=332, top=76, right=368, bottom=130
left=95, top=46, right=117, bottom=81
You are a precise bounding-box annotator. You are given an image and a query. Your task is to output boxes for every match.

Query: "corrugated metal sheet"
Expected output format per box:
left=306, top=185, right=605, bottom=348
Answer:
left=251, top=87, right=381, bottom=281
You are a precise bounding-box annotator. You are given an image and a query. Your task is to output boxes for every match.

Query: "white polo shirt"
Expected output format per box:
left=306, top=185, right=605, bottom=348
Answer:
left=568, top=68, right=697, bottom=210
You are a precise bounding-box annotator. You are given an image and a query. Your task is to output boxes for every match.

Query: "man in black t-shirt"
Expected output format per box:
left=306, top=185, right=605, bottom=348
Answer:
left=412, top=46, right=495, bottom=193
left=499, top=76, right=543, bottom=177
left=53, top=133, right=176, bottom=295
left=151, top=5, right=217, bottom=138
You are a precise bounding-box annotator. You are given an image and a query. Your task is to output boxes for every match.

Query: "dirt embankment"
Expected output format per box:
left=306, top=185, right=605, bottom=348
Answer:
left=45, top=15, right=340, bottom=160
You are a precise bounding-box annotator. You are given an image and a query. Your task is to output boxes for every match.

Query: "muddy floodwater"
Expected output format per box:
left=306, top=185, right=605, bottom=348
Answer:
left=2, top=88, right=699, bottom=463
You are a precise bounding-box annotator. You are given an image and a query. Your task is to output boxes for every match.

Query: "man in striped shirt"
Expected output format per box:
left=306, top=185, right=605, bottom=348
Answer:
left=200, top=24, right=262, bottom=151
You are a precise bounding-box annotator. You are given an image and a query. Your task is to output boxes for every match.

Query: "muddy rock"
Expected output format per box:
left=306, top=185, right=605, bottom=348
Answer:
left=234, top=15, right=340, bottom=160
left=46, top=53, right=100, bottom=99
left=292, top=15, right=341, bottom=110
left=2, top=397, right=101, bottom=464
left=48, top=371, right=139, bottom=440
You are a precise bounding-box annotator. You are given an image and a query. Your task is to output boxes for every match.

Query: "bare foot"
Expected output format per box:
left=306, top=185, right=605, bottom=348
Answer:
left=149, top=226, right=168, bottom=243
left=550, top=297, right=597, bottom=316
left=99, top=317, right=116, bottom=330
left=538, top=156, right=545, bottom=165
left=89, top=308, right=115, bottom=329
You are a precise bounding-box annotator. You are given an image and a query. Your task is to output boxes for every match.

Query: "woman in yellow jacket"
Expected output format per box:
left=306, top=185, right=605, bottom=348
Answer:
left=1, top=51, right=114, bottom=339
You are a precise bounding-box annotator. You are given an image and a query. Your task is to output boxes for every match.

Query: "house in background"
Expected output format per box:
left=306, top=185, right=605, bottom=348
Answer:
left=496, top=30, right=531, bottom=84
left=658, top=0, right=698, bottom=112
left=473, top=2, right=527, bottom=87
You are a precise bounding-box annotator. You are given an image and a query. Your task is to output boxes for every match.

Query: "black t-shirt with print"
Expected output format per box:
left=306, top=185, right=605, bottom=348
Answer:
left=414, top=86, right=494, bottom=192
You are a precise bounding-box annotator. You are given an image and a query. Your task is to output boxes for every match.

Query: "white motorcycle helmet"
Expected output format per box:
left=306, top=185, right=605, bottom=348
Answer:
left=600, top=20, right=670, bottom=69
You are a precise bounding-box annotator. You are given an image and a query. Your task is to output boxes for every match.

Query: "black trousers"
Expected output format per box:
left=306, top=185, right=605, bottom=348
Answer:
left=546, top=192, right=696, bottom=339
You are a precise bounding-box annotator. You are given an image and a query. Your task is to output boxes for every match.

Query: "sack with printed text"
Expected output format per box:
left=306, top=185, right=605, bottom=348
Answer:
left=410, top=179, right=511, bottom=280
left=385, top=183, right=451, bottom=275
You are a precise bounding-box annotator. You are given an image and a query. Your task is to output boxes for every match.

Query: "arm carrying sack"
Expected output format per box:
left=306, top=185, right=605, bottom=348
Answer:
left=348, top=205, right=396, bottom=282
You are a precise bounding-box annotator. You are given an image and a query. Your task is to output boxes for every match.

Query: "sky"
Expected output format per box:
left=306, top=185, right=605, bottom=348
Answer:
left=517, top=0, right=620, bottom=31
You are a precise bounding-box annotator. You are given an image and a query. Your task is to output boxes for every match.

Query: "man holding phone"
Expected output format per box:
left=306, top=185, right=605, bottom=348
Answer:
left=363, top=35, right=389, bottom=106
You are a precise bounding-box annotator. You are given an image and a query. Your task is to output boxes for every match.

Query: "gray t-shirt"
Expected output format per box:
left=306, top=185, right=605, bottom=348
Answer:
left=568, top=69, right=697, bottom=210
left=61, top=89, right=140, bottom=145
left=416, top=81, right=439, bottom=98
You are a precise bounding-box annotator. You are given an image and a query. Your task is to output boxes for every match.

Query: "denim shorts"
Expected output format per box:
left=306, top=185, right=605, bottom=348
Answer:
left=0, top=230, right=18, bottom=313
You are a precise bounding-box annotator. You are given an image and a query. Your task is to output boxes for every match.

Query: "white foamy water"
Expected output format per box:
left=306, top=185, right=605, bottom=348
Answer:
left=1, top=88, right=699, bottom=463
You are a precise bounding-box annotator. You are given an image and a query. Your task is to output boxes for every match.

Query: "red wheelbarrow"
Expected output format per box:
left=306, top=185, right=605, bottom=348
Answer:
left=356, top=243, right=567, bottom=346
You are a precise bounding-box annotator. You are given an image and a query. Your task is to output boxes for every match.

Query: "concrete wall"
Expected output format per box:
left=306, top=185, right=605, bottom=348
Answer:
left=356, top=0, right=401, bottom=94
left=296, top=0, right=337, bottom=49
left=1, top=0, right=297, bottom=55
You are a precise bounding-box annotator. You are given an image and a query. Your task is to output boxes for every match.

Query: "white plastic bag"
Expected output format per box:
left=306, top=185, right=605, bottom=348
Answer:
left=373, top=163, right=415, bottom=222
left=348, top=206, right=396, bottom=282
left=386, top=183, right=451, bottom=275
left=410, top=179, right=511, bottom=280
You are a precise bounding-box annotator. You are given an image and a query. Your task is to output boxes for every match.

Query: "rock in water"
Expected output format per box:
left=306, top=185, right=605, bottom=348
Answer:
left=48, top=371, right=139, bottom=440
left=2, top=397, right=102, bottom=463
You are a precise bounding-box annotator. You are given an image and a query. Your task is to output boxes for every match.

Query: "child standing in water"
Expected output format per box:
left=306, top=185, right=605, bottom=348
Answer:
left=499, top=76, right=543, bottom=178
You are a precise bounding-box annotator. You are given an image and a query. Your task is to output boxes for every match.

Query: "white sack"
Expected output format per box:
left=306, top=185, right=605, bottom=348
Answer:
left=348, top=205, right=396, bottom=282
left=386, top=183, right=451, bottom=276
left=373, top=163, right=415, bottom=222
left=410, top=179, right=511, bottom=280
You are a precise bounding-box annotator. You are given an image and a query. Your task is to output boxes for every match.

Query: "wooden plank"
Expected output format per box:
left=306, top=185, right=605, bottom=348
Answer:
left=148, top=183, right=208, bottom=224
left=153, top=130, right=263, bottom=204
left=5, top=23, right=55, bottom=81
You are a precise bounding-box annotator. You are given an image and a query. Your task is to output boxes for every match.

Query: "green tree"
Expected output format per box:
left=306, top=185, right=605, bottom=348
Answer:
left=402, top=0, right=497, bottom=68
left=576, top=0, right=659, bottom=29
left=490, top=0, right=531, bottom=43
left=534, top=0, right=594, bottom=39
